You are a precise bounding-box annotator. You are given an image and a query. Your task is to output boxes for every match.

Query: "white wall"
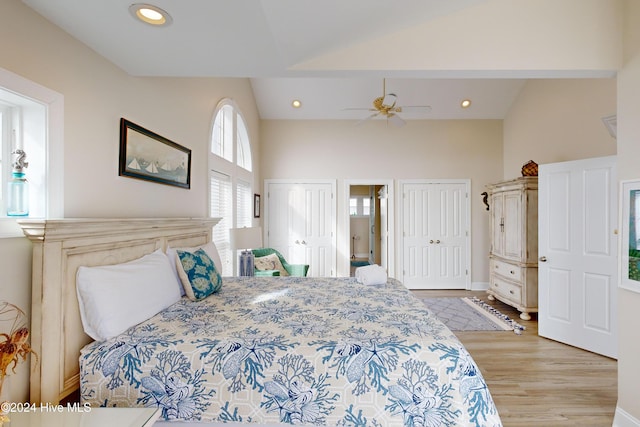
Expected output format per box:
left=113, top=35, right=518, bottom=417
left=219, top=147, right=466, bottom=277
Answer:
left=0, top=237, right=32, bottom=401
left=615, top=0, right=640, bottom=424
left=260, top=119, right=503, bottom=281
left=0, top=0, right=261, bottom=402
left=503, top=78, right=617, bottom=180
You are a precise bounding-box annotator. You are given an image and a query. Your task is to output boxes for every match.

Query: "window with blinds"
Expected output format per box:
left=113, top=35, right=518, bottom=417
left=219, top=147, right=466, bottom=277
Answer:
left=209, top=99, right=254, bottom=275
left=236, top=179, right=252, bottom=228
left=210, top=171, right=232, bottom=275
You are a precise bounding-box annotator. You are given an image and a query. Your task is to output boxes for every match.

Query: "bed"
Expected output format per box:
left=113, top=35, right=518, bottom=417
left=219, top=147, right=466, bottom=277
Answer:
left=19, top=218, right=502, bottom=427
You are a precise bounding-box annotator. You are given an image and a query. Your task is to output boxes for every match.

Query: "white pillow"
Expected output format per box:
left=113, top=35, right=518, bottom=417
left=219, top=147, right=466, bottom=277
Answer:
left=76, top=249, right=182, bottom=341
left=166, top=242, right=223, bottom=294
left=254, top=253, right=289, bottom=276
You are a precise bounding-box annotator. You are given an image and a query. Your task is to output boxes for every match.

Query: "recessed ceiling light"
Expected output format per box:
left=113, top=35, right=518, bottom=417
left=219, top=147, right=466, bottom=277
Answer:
left=461, top=99, right=472, bottom=108
left=129, top=4, right=173, bottom=26
left=291, top=100, right=302, bottom=108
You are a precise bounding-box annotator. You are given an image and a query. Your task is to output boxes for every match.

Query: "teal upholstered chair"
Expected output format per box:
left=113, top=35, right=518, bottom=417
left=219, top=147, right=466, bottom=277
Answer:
left=251, top=248, right=309, bottom=277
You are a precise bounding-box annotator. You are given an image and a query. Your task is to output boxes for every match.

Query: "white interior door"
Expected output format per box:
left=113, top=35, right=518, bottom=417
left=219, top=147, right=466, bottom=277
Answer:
left=402, top=181, right=469, bottom=289
left=266, top=183, right=298, bottom=260
left=266, top=181, right=336, bottom=277
left=538, top=156, right=618, bottom=359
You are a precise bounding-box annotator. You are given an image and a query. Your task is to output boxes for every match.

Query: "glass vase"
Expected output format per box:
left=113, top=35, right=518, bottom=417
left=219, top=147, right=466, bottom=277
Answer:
left=6, top=172, right=29, bottom=217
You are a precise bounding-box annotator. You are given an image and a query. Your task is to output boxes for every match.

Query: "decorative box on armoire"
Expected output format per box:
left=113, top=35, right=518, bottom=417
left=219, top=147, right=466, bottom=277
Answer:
left=487, top=177, right=538, bottom=320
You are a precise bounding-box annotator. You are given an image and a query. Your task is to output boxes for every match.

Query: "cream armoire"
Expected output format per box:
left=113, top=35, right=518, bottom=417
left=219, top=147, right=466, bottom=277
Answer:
left=487, top=177, right=538, bottom=320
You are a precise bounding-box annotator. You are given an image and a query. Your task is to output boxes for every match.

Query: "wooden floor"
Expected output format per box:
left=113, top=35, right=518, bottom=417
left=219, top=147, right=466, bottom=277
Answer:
left=412, top=289, right=617, bottom=427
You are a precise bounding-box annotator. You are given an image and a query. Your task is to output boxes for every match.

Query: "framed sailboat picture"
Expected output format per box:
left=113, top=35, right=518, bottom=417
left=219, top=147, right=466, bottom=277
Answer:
left=119, top=118, right=191, bottom=189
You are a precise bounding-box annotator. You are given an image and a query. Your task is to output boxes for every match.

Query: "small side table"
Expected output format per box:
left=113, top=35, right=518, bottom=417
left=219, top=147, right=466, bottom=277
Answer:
left=5, top=407, right=159, bottom=427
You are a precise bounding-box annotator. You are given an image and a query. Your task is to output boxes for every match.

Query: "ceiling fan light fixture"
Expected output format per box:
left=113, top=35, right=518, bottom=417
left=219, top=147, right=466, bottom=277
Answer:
left=347, top=79, right=431, bottom=128
left=291, top=99, right=302, bottom=108
left=129, top=4, right=173, bottom=26
left=461, top=99, right=472, bottom=108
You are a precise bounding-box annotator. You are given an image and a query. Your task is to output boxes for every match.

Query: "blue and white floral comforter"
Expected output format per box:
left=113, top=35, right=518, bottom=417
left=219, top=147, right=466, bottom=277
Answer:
left=80, top=276, right=502, bottom=426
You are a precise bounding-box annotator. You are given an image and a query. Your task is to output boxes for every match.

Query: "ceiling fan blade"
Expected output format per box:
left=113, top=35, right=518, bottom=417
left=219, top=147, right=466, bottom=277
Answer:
left=343, top=107, right=377, bottom=111
left=399, top=105, right=432, bottom=112
left=388, top=113, right=405, bottom=127
left=356, top=112, right=380, bottom=126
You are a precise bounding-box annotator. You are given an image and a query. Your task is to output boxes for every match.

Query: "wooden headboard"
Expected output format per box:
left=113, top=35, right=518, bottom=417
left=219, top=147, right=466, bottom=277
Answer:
left=18, top=218, right=220, bottom=404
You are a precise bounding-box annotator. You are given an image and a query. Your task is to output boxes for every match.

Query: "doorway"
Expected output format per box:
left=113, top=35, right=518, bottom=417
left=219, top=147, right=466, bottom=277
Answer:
left=346, top=180, right=394, bottom=277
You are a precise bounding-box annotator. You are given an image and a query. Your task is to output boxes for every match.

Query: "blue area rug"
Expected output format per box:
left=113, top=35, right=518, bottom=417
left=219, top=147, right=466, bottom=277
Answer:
left=421, top=297, right=525, bottom=334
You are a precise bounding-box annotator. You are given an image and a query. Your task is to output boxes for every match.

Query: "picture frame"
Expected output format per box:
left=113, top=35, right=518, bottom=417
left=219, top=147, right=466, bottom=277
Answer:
left=119, top=118, right=191, bottom=189
left=254, top=194, right=261, bottom=218
left=620, top=179, right=640, bottom=293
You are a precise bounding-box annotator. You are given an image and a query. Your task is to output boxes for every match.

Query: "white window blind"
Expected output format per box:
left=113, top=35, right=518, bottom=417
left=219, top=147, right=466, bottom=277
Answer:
left=210, top=170, right=232, bottom=276
left=209, top=99, right=255, bottom=274
left=236, top=179, right=252, bottom=228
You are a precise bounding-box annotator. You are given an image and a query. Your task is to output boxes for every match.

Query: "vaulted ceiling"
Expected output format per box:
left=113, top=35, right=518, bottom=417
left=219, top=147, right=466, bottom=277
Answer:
left=22, top=0, right=619, bottom=121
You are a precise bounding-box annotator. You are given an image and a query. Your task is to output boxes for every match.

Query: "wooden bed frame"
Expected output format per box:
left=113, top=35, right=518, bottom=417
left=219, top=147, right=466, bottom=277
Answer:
left=18, top=218, right=220, bottom=404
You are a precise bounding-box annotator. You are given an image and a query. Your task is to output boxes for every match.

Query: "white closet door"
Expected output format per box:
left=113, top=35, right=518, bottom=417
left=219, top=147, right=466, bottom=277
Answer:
left=402, top=182, right=469, bottom=289
left=266, top=183, right=299, bottom=261
left=266, top=181, right=335, bottom=277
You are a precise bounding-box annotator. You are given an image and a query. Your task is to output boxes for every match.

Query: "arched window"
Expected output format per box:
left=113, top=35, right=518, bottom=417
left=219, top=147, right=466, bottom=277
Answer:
left=236, top=117, right=252, bottom=171
left=211, top=103, right=252, bottom=172
left=209, top=99, right=254, bottom=275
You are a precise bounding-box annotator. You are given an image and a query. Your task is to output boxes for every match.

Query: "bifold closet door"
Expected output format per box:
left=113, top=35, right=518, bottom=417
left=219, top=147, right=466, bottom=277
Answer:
left=402, top=182, right=468, bottom=289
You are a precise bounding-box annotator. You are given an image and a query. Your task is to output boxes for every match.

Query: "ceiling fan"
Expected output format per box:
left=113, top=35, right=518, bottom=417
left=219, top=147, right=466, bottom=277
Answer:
left=345, top=79, right=432, bottom=127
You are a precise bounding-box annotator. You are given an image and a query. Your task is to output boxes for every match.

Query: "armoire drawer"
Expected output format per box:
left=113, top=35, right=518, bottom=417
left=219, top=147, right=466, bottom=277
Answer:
left=489, top=275, right=522, bottom=303
left=490, top=258, right=522, bottom=282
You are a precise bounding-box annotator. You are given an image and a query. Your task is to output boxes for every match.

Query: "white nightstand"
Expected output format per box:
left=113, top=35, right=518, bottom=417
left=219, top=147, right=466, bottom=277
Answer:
left=5, top=407, right=160, bottom=427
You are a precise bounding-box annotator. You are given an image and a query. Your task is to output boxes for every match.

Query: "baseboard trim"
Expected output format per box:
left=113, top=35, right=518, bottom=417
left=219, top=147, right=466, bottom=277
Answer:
left=614, top=406, right=640, bottom=427
left=470, top=281, right=489, bottom=291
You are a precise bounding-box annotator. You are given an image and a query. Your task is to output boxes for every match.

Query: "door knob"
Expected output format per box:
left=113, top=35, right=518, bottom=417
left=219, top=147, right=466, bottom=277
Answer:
left=301, top=240, right=307, bottom=245
left=430, top=240, right=434, bottom=244
left=295, top=240, right=300, bottom=244
left=435, top=240, right=441, bottom=244
left=539, top=256, right=547, bottom=262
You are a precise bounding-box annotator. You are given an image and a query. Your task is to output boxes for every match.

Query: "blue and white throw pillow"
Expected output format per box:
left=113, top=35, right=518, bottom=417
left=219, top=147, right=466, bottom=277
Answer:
left=176, top=248, right=223, bottom=301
